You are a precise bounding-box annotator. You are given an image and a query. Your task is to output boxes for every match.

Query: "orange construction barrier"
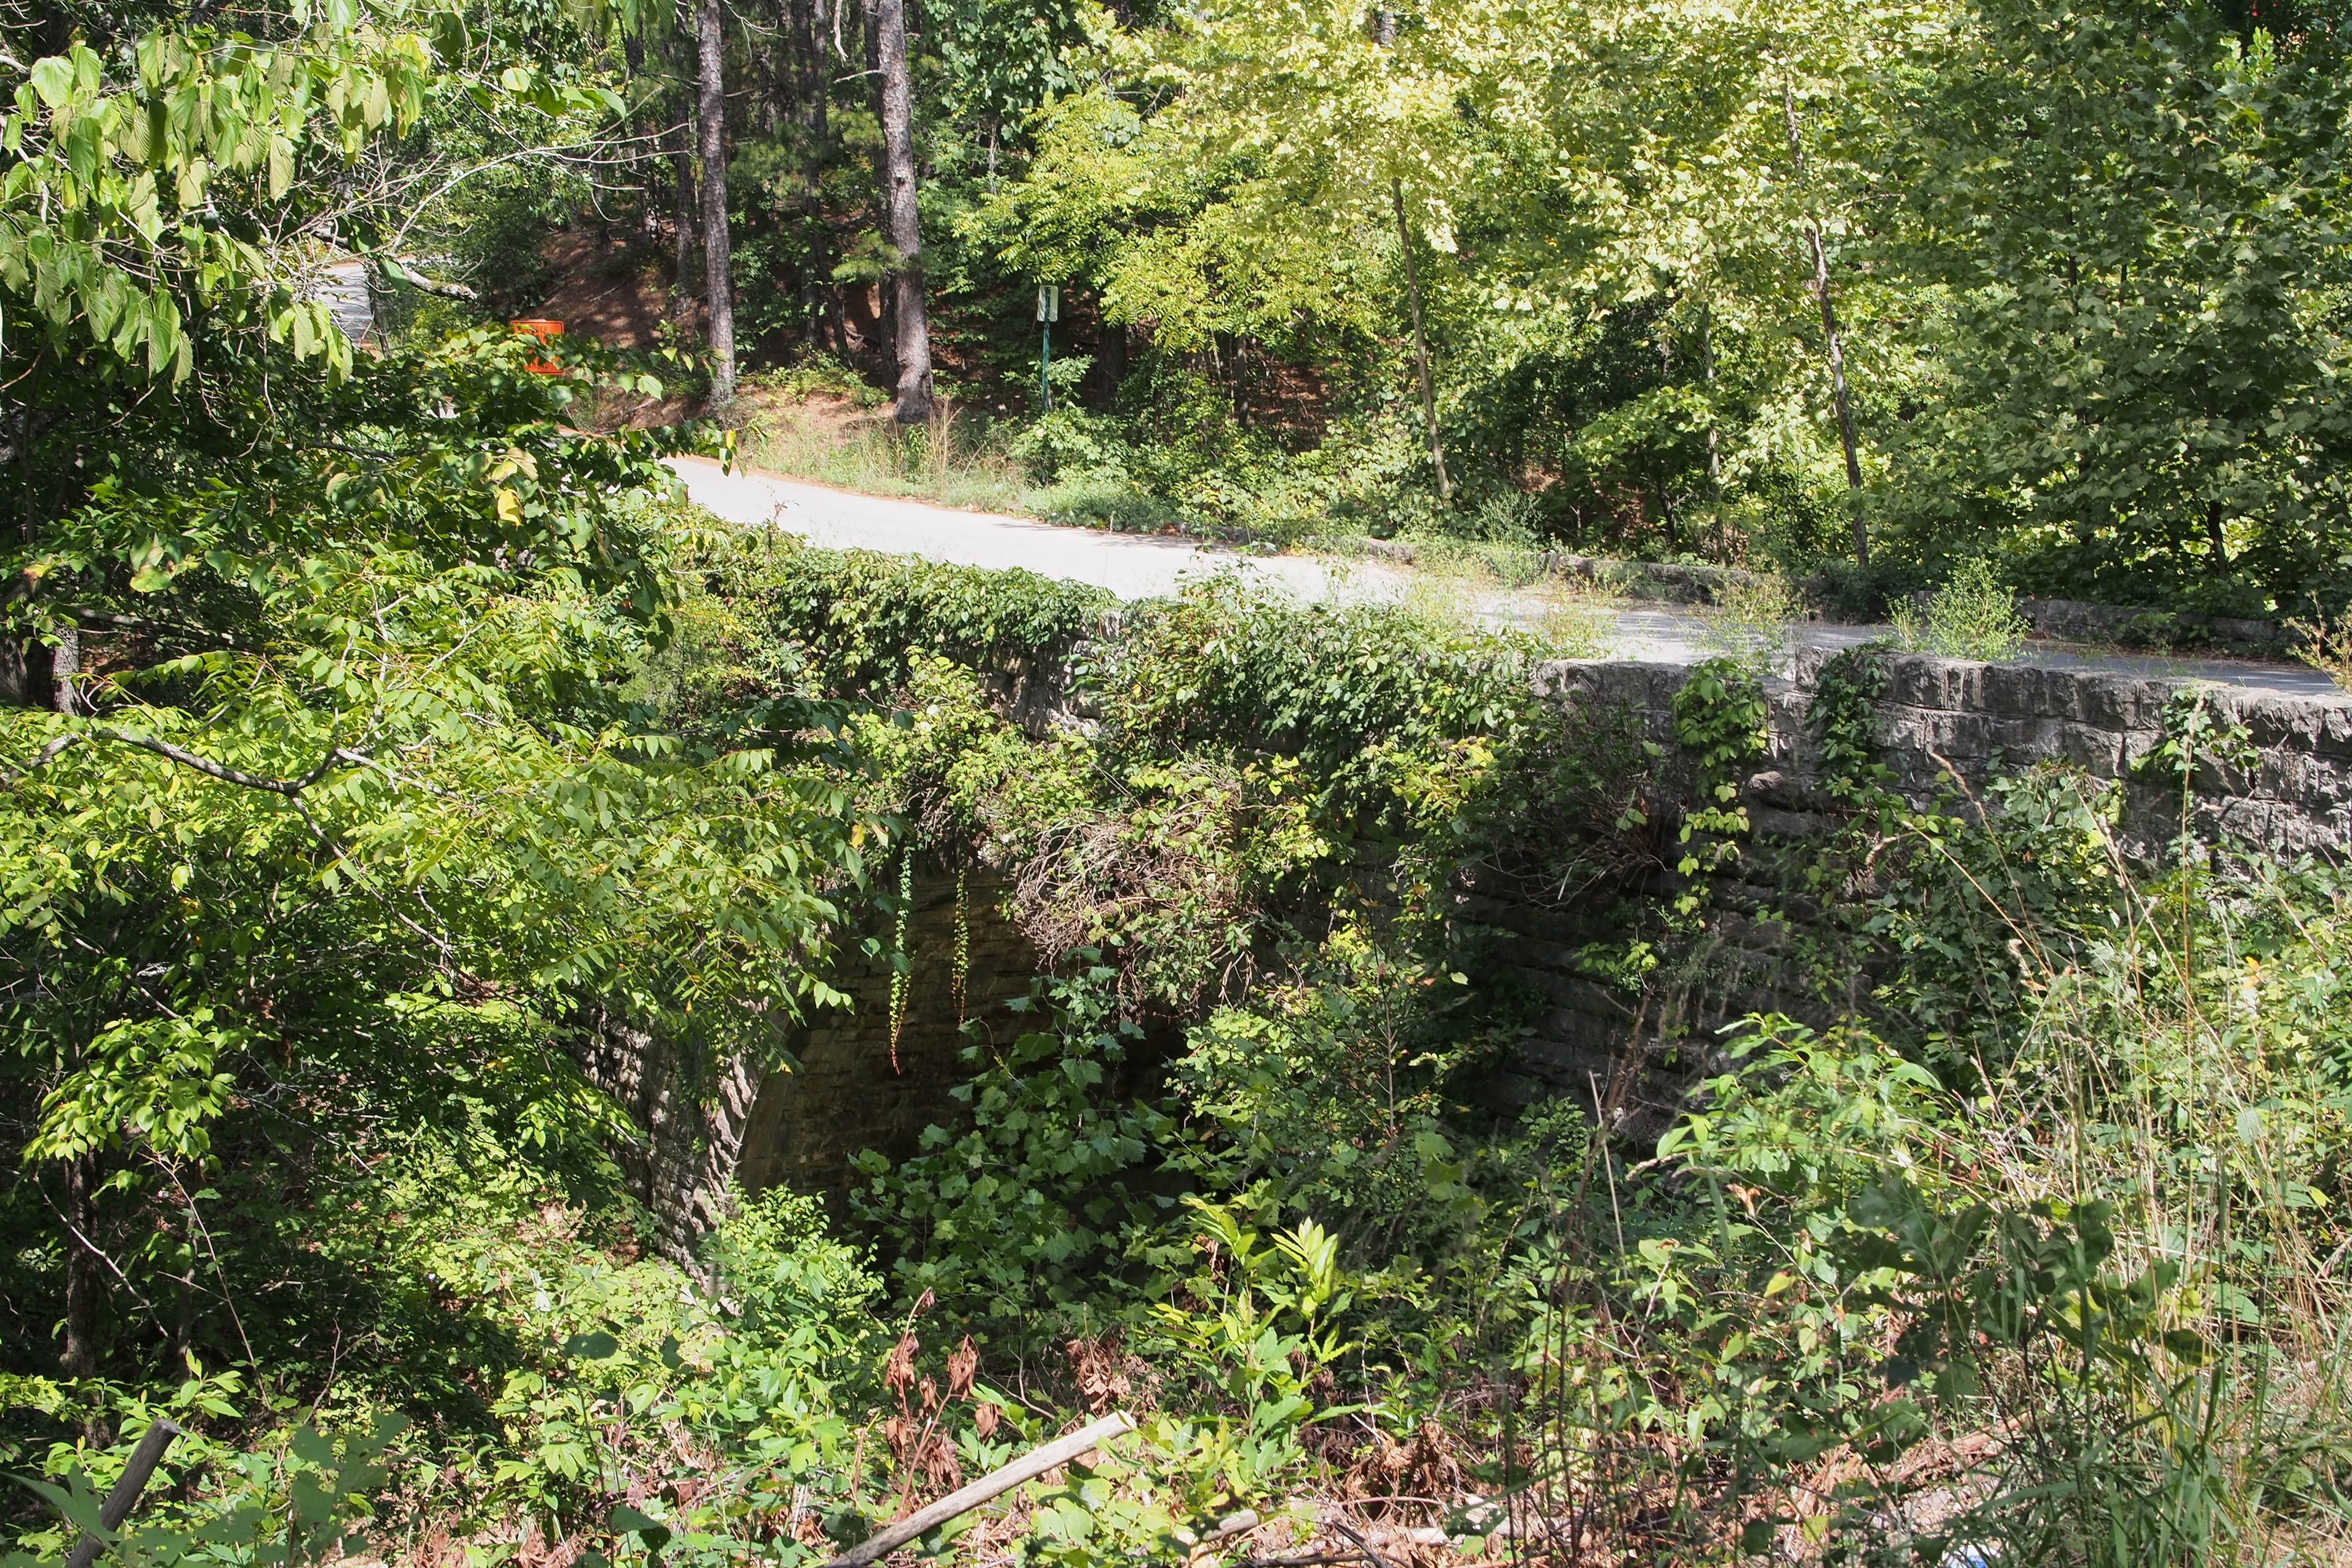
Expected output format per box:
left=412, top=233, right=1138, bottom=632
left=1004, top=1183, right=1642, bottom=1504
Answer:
left=508, top=318, right=565, bottom=373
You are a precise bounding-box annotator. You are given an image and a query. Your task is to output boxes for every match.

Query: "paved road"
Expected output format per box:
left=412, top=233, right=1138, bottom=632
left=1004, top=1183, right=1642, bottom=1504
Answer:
left=675, top=456, right=1363, bottom=601
left=673, top=456, right=2343, bottom=700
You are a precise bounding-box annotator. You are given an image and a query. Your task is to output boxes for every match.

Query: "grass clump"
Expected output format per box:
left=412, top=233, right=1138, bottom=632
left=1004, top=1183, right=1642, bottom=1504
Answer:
left=1895, top=554, right=2033, bottom=659
left=1701, top=571, right=1808, bottom=677
left=1531, top=590, right=1613, bottom=657
left=2287, top=606, right=2352, bottom=691
left=736, top=389, right=1037, bottom=514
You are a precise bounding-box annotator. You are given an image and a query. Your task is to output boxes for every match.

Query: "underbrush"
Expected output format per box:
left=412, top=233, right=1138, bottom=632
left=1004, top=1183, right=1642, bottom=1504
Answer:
left=728, top=372, right=1439, bottom=549
left=734, top=372, right=1039, bottom=516
left=14, top=542, right=2352, bottom=1568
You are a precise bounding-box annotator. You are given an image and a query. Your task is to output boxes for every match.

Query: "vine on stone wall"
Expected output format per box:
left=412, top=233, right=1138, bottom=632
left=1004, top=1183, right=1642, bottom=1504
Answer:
left=1806, top=646, right=1894, bottom=805
left=1668, top=657, right=1769, bottom=919
left=952, top=868, right=970, bottom=1026
left=763, top=538, right=1115, bottom=699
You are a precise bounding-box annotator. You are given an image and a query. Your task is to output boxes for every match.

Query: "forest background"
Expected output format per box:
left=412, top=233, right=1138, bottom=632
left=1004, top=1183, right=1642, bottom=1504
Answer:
left=421, top=0, right=2352, bottom=618
left=10, top=0, right=2352, bottom=1565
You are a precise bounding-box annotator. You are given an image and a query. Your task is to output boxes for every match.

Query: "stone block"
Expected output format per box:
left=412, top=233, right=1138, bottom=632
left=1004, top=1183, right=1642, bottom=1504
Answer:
left=1979, top=663, right=2054, bottom=720
left=2048, top=721, right=2127, bottom=775
left=2315, top=704, right=2352, bottom=758
left=1881, top=655, right=1975, bottom=711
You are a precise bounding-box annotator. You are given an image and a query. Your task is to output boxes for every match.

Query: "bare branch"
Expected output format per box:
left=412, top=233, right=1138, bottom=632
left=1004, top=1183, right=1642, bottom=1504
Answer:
left=377, top=261, right=480, bottom=301
left=0, top=732, right=84, bottom=787
left=80, top=724, right=346, bottom=796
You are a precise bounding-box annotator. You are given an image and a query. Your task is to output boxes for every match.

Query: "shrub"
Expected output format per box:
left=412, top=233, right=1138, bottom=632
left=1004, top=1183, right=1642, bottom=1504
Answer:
left=1894, top=555, right=2032, bottom=660
left=1035, top=477, right=1183, bottom=532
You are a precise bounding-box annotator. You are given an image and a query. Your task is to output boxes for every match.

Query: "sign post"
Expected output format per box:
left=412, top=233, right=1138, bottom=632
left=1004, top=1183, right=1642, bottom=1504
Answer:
left=1036, top=284, right=1060, bottom=410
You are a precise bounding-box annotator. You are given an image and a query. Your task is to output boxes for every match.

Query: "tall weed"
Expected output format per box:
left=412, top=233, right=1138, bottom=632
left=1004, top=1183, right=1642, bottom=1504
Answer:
left=1700, top=572, right=1807, bottom=678
left=739, top=398, right=1035, bottom=513
left=1893, top=555, right=2032, bottom=660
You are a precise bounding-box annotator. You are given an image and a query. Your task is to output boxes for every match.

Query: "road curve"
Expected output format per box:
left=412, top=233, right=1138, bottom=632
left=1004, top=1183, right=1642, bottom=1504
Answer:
left=672, top=455, right=2343, bottom=699
left=672, top=456, right=1380, bottom=603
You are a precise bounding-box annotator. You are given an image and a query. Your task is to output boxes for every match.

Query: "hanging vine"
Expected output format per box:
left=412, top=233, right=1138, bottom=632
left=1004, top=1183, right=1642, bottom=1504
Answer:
left=1666, top=657, right=1770, bottom=920
left=887, top=845, right=915, bottom=1073
left=951, top=867, right=970, bottom=1026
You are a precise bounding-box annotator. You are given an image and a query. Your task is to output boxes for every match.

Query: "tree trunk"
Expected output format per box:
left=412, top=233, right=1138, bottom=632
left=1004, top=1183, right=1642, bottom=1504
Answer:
left=673, top=117, right=697, bottom=296
left=61, top=1155, right=101, bottom=1377
left=1782, top=85, right=1866, bottom=568
left=1391, top=177, right=1451, bottom=502
left=1700, top=301, right=1727, bottom=559
left=1097, top=315, right=1126, bottom=410
left=696, top=0, right=738, bottom=406
left=52, top=624, right=78, bottom=715
left=860, top=0, right=893, bottom=378
left=2206, top=502, right=2232, bottom=569
left=790, top=0, right=829, bottom=353
left=872, top=0, right=934, bottom=422
left=0, top=636, right=48, bottom=706
left=818, top=2, right=849, bottom=359
left=1699, top=302, right=1722, bottom=496
left=1806, top=226, right=1862, bottom=494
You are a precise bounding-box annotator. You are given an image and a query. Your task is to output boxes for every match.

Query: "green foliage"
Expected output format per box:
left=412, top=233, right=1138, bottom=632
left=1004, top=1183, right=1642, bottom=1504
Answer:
left=1, top=333, right=875, bottom=1364
left=1865, top=766, right=2127, bottom=1069
left=39, top=0, right=2352, bottom=1535
left=641, top=0, right=2352, bottom=611
left=32, top=433, right=2352, bottom=1568
left=827, top=577, right=1622, bottom=1404
left=805, top=550, right=2352, bottom=1560
left=6, top=1181, right=894, bottom=1567
left=0, top=10, right=895, bottom=1519
left=1806, top=645, right=1894, bottom=803
left=758, top=537, right=1112, bottom=698
left=1668, top=657, right=1768, bottom=900
left=6, top=1415, right=409, bottom=1568
left=1086, top=574, right=1541, bottom=818
left=2139, top=682, right=2262, bottom=790
left=471, top=1186, right=883, bottom=1553
left=849, top=972, right=1169, bottom=1324
left=1887, top=0, right=2352, bottom=608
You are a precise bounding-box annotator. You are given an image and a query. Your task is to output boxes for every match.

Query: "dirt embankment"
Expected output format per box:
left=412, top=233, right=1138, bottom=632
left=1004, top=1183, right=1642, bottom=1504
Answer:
left=519, top=229, right=703, bottom=430
left=533, top=228, right=673, bottom=351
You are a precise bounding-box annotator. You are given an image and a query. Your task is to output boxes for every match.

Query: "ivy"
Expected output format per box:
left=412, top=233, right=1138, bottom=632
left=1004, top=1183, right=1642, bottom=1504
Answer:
left=2137, top=684, right=2258, bottom=786
left=1084, top=574, right=1546, bottom=827
left=1668, top=658, right=1768, bottom=895
left=1806, top=646, right=1896, bottom=807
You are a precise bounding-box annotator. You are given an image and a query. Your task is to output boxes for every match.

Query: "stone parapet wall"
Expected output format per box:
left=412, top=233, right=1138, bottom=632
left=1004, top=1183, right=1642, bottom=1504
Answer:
left=1788, top=650, right=2352, bottom=854
left=2017, top=597, right=2289, bottom=658
left=1481, top=652, right=2352, bottom=1129
left=1533, top=650, right=2352, bottom=854
left=572, top=1003, right=735, bottom=1261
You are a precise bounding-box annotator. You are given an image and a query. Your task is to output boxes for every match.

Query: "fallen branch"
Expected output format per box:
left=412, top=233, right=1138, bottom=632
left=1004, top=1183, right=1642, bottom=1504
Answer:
left=376, top=258, right=480, bottom=301
left=821, top=1410, right=1135, bottom=1568
left=63, top=1418, right=180, bottom=1568
left=1325, top=1520, right=1391, bottom=1568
